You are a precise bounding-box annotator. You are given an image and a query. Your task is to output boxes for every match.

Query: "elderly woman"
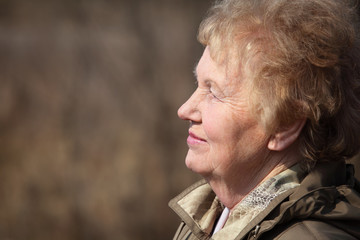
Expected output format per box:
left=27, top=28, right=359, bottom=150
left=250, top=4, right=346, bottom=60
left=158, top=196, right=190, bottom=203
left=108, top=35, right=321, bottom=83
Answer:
left=169, top=0, right=360, bottom=239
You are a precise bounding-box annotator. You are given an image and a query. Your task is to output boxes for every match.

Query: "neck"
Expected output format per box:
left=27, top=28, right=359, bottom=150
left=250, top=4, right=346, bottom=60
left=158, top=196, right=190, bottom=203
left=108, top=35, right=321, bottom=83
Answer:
left=205, top=145, right=301, bottom=210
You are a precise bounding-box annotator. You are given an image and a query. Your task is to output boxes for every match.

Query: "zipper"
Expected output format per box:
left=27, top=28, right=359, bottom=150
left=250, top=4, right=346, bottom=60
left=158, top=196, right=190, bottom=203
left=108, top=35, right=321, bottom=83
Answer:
left=248, top=225, right=260, bottom=239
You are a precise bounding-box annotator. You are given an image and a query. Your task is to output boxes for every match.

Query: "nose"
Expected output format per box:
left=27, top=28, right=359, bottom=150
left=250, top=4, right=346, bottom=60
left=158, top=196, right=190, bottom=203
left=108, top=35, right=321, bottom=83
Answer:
left=177, top=90, right=201, bottom=123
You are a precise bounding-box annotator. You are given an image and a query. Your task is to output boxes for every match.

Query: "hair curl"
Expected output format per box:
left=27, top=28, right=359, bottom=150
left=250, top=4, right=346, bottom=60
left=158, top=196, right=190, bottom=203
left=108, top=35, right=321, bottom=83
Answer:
left=198, top=0, right=360, bottom=171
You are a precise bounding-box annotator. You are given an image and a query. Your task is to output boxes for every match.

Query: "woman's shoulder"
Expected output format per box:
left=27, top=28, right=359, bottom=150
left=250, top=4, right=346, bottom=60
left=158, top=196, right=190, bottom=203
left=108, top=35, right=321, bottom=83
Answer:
left=255, top=162, right=360, bottom=239
left=261, top=219, right=358, bottom=240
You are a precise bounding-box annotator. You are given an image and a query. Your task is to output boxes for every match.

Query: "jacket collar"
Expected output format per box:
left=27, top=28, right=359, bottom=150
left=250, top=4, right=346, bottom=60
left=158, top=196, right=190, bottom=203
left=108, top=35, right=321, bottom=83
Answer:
left=170, top=161, right=360, bottom=240
left=169, top=179, right=219, bottom=239
left=169, top=165, right=305, bottom=239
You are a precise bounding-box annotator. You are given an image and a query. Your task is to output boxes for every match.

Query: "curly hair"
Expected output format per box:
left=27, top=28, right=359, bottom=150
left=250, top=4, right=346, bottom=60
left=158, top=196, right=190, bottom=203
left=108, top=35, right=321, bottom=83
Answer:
left=198, top=0, right=360, bottom=170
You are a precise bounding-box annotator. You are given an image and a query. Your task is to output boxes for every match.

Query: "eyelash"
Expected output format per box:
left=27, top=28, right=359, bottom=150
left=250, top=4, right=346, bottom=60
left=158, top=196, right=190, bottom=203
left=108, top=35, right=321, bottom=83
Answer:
left=194, top=80, right=221, bottom=101
left=209, top=88, right=219, bottom=100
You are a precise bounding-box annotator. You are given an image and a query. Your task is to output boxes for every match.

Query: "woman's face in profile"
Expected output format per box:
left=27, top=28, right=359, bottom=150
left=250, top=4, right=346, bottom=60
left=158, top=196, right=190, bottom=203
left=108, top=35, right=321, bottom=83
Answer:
left=178, top=47, right=270, bottom=180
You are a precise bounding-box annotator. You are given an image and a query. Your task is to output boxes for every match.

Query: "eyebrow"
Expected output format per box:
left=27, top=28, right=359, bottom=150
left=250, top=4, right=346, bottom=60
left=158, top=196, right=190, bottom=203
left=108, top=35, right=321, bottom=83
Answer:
left=193, top=68, right=197, bottom=79
left=191, top=62, right=198, bottom=85
left=192, top=63, right=219, bottom=88
left=193, top=62, right=199, bottom=79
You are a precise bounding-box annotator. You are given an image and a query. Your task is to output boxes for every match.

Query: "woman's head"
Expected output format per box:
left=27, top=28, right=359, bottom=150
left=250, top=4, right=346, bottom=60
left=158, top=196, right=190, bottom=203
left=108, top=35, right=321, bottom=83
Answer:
left=198, top=0, right=360, bottom=170
left=178, top=47, right=271, bottom=181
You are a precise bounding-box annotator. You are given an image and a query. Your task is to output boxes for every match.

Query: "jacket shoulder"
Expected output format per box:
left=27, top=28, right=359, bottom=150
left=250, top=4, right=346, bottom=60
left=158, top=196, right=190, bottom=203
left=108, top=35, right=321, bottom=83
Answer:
left=172, top=222, right=201, bottom=240
left=262, top=219, right=358, bottom=240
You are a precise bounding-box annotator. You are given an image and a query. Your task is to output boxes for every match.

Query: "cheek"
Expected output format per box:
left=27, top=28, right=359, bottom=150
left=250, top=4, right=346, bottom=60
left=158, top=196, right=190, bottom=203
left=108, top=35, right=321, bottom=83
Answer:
left=203, top=110, right=241, bottom=145
left=203, top=120, right=219, bottom=140
left=202, top=106, right=229, bottom=140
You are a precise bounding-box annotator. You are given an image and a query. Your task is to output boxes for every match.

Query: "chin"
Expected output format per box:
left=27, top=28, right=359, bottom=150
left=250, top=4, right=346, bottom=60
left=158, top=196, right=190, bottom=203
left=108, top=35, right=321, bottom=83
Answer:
left=185, top=154, right=211, bottom=176
left=185, top=155, right=197, bottom=172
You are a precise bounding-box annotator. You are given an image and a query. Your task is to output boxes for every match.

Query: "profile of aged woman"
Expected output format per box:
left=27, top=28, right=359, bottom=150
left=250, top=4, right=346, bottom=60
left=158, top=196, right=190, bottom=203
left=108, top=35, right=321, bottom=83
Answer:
left=169, top=0, right=360, bottom=239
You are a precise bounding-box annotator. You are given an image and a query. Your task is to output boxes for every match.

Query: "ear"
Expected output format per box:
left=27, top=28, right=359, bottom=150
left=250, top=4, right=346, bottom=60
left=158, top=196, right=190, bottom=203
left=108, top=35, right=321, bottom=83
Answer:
left=267, top=119, right=306, bottom=151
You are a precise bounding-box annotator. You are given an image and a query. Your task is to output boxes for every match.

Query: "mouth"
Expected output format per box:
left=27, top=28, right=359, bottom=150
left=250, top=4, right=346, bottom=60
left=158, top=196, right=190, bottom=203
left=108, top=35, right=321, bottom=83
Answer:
left=187, top=131, right=206, bottom=145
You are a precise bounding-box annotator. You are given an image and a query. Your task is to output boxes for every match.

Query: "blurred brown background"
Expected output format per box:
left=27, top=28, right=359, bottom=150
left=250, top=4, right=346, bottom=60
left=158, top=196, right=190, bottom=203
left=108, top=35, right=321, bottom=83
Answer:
left=0, top=0, right=359, bottom=240
left=0, top=0, right=209, bottom=239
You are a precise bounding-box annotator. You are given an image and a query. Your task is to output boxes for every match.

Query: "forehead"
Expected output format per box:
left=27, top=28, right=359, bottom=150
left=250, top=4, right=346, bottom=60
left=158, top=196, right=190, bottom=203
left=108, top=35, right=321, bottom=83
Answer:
left=196, top=47, right=243, bottom=86
left=196, top=47, right=226, bottom=80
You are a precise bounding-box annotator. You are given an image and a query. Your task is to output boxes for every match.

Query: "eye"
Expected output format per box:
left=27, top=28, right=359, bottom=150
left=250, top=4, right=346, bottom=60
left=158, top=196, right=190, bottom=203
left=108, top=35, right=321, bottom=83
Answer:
left=209, top=88, right=217, bottom=97
left=209, top=88, right=220, bottom=100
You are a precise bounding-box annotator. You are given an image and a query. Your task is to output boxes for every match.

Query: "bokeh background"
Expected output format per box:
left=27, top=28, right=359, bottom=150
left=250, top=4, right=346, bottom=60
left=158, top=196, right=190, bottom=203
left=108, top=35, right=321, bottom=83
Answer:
left=0, top=0, right=359, bottom=240
left=0, top=0, right=209, bottom=239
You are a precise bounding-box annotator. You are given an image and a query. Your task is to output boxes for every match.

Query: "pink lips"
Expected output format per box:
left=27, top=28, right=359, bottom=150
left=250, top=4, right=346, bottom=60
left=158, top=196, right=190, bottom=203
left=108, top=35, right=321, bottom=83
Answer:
left=187, top=131, right=206, bottom=145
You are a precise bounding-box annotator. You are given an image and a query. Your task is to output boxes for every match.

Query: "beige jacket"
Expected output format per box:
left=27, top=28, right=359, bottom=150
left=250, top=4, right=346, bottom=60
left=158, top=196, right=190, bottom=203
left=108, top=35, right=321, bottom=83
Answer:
left=169, top=161, right=360, bottom=239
